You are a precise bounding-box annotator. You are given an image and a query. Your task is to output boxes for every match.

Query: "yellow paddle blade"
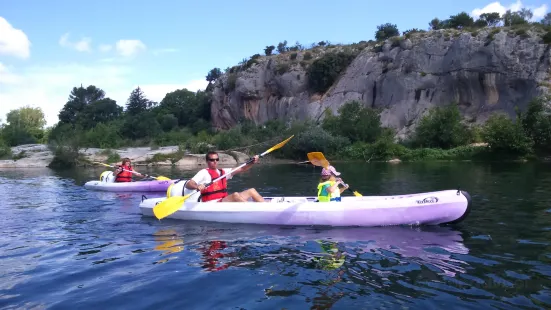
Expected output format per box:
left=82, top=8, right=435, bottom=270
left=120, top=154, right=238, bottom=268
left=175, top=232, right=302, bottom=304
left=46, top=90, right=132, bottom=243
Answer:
left=152, top=194, right=191, bottom=220
left=264, top=135, right=294, bottom=155
left=155, top=176, right=171, bottom=181
left=353, top=191, right=362, bottom=197
left=307, top=152, right=330, bottom=168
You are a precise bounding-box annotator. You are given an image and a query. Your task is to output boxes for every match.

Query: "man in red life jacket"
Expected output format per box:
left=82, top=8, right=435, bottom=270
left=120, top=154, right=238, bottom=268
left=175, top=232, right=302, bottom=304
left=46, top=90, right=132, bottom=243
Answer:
left=114, top=158, right=144, bottom=182
left=185, top=151, right=265, bottom=202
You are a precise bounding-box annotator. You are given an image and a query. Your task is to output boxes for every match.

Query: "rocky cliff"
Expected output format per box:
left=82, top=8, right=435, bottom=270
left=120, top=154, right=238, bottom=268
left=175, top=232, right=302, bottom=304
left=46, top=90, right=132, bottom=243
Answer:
left=210, top=26, right=551, bottom=139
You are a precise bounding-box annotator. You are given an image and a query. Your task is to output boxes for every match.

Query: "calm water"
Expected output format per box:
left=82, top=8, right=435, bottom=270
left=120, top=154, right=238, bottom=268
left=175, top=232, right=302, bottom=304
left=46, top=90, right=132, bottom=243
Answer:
left=1, top=162, right=551, bottom=309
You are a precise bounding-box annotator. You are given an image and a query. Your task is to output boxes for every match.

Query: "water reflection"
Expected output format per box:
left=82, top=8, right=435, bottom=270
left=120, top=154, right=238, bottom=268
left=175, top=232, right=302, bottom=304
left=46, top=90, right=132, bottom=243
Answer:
left=2, top=162, right=551, bottom=309
left=152, top=229, right=184, bottom=264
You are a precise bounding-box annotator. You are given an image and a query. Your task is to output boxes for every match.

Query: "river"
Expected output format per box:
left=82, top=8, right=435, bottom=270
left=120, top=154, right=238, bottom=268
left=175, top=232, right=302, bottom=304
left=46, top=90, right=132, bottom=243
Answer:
left=1, top=161, right=550, bottom=309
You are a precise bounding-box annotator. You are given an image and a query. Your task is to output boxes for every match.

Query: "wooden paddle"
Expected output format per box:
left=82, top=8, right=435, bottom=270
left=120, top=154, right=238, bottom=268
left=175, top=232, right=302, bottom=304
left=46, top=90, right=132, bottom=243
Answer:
left=93, top=162, right=171, bottom=181
left=152, top=135, right=295, bottom=220
left=307, top=152, right=362, bottom=197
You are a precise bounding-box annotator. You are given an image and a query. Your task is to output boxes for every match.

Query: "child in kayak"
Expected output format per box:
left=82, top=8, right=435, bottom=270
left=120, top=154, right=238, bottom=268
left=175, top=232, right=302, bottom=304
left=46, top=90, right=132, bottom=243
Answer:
left=317, top=166, right=349, bottom=202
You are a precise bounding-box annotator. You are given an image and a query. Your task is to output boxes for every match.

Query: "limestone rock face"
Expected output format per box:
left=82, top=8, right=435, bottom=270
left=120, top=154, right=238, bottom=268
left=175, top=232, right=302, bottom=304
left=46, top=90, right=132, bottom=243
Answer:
left=210, top=28, right=551, bottom=139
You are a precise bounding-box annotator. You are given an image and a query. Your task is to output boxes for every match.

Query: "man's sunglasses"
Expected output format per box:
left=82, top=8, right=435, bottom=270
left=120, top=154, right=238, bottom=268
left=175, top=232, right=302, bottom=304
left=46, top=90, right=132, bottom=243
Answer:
left=207, top=158, right=219, bottom=162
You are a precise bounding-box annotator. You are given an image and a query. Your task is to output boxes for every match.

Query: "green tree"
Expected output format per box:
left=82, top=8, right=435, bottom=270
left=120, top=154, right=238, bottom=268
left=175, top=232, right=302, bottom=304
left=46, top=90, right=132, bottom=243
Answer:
left=6, top=106, right=46, bottom=130
left=448, top=12, right=474, bottom=29
left=503, top=9, right=529, bottom=26
left=429, top=18, right=442, bottom=30
left=58, top=85, right=105, bottom=125
left=277, top=40, right=288, bottom=54
left=412, top=105, right=470, bottom=149
left=121, top=111, right=161, bottom=139
left=158, top=113, right=178, bottom=132
left=375, top=23, right=400, bottom=41
left=482, top=113, right=532, bottom=155
left=2, top=106, right=47, bottom=146
left=307, top=52, right=357, bottom=93
left=125, top=86, right=154, bottom=116
left=264, top=45, right=275, bottom=56
left=157, top=88, right=209, bottom=126
left=479, top=12, right=502, bottom=27
left=322, top=101, right=383, bottom=144
left=78, top=98, right=123, bottom=130
left=542, top=12, right=551, bottom=26
left=520, top=97, right=551, bottom=153
left=206, top=68, right=222, bottom=83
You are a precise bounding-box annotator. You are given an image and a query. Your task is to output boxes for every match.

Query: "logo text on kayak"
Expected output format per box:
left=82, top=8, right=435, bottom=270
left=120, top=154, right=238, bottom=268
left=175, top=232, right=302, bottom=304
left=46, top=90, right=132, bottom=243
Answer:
left=416, top=196, right=439, bottom=204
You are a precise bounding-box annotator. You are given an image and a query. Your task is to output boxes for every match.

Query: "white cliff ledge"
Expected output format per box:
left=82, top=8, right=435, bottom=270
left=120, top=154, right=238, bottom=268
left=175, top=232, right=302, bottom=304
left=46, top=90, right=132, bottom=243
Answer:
left=0, top=144, right=253, bottom=169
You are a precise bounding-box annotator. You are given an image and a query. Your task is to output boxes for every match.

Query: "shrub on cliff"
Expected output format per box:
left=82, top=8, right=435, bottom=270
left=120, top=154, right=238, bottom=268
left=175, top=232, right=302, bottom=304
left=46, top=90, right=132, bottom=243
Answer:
left=280, top=127, right=350, bottom=160
left=520, top=96, right=551, bottom=153
left=375, top=23, right=400, bottom=41
left=322, top=101, right=383, bottom=143
left=307, top=52, right=357, bottom=93
left=410, top=104, right=471, bottom=149
left=482, top=113, right=533, bottom=155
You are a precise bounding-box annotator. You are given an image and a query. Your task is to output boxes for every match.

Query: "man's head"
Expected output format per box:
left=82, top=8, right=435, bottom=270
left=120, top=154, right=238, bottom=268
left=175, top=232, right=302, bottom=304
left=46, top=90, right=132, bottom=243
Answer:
left=205, top=151, right=219, bottom=168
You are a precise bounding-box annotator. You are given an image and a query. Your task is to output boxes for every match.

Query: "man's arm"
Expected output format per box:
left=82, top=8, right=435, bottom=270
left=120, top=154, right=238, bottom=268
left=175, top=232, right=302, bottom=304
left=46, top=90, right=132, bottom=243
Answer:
left=228, top=155, right=260, bottom=176
left=185, top=170, right=207, bottom=191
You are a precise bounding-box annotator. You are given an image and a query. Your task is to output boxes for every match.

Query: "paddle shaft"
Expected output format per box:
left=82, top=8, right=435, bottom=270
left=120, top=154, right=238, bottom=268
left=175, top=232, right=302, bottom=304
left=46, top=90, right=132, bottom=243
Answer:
left=96, top=162, right=147, bottom=178
left=192, top=153, right=268, bottom=194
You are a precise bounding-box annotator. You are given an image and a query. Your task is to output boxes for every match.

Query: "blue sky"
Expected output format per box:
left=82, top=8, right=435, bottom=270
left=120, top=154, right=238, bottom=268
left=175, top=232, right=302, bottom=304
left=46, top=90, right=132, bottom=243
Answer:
left=0, top=0, right=548, bottom=126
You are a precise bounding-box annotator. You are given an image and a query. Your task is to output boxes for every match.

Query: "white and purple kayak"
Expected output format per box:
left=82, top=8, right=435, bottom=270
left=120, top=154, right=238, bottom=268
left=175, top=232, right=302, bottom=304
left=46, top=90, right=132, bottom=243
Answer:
left=84, top=171, right=176, bottom=192
left=139, top=188, right=472, bottom=227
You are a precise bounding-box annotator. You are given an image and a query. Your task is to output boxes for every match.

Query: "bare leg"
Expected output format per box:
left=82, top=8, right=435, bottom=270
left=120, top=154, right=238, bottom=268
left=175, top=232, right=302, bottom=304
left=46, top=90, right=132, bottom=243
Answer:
left=220, top=189, right=265, bottom=202
left=238, top=188, right=265, bottom=202
left=220, top=192, right=247, bottom=202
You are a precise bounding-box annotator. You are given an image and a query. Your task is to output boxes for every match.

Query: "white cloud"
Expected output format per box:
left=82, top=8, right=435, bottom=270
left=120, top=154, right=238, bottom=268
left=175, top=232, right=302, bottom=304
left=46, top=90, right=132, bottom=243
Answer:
left=0, top=62, right=23, bottom=84
left=471, top=1, right=548, bottom=21
left=115, top=39, right=146, bottom=57
left=0, top=16, right=31, bottom=59
left=59, top=33, right=92, bottom=52
left=0, top=62, right=208, bottom=127
left=99, top=44, right=112, bottom=52
left=533, top=4, right=549, bottom=19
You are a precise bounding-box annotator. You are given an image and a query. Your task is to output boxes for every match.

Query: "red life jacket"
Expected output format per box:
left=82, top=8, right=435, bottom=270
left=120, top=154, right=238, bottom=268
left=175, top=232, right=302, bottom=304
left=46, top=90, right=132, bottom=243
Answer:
left=115, top=165, right=133, bottom=182
left=200, top=168, right=228, bottom=202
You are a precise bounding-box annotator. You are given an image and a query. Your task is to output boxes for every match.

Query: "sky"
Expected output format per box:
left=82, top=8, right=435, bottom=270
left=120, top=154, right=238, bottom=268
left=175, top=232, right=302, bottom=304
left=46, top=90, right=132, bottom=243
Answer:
left=0, top=0, right=548, bottom=127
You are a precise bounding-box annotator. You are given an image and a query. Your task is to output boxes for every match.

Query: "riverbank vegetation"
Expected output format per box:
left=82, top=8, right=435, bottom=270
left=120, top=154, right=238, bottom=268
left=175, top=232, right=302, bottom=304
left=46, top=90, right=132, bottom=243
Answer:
left=1, top=9, right=550, bottom=165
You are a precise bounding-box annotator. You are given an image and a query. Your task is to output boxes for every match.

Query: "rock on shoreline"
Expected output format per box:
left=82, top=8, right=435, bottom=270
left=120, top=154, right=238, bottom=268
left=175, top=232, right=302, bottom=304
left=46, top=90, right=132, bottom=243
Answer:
left=0, top=144, right=255, bottom=169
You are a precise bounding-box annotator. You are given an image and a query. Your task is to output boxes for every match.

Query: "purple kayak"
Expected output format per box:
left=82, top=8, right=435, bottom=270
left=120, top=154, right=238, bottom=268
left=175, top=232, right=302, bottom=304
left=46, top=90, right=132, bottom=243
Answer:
left=139, top=188, right=472, bottom=227
left=84, top=171, right=175, bottom=192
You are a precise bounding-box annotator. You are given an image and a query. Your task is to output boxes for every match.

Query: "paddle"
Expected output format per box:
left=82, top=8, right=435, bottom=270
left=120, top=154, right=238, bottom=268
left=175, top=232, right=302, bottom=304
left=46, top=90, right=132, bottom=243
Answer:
left=306, top=152, right=362, bottom=197
left=152, top=135, right=295, bottom=220
left=93, top=162, right=171, bottom=181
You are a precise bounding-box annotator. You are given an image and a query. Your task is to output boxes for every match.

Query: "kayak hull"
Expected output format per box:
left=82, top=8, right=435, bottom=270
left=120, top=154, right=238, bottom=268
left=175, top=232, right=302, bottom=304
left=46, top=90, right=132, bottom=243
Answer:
left=139, top=189, right=472, bottom=227
left=84, top=179, right=175, bottom=192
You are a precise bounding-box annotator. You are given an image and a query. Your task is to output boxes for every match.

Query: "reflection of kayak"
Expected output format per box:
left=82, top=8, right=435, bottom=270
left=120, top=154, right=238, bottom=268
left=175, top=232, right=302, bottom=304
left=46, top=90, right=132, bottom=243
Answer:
left=84, top=171, right=176, bottom=192
left=139, top=189, right=471, bottom=227
left=163, top=224, right=470, bottom=277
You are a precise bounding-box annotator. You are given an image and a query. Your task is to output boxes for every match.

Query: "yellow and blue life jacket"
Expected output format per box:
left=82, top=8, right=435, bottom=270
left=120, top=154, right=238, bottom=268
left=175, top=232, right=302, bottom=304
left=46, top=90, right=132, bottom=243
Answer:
left=317, top=180, right=341, bottom=202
